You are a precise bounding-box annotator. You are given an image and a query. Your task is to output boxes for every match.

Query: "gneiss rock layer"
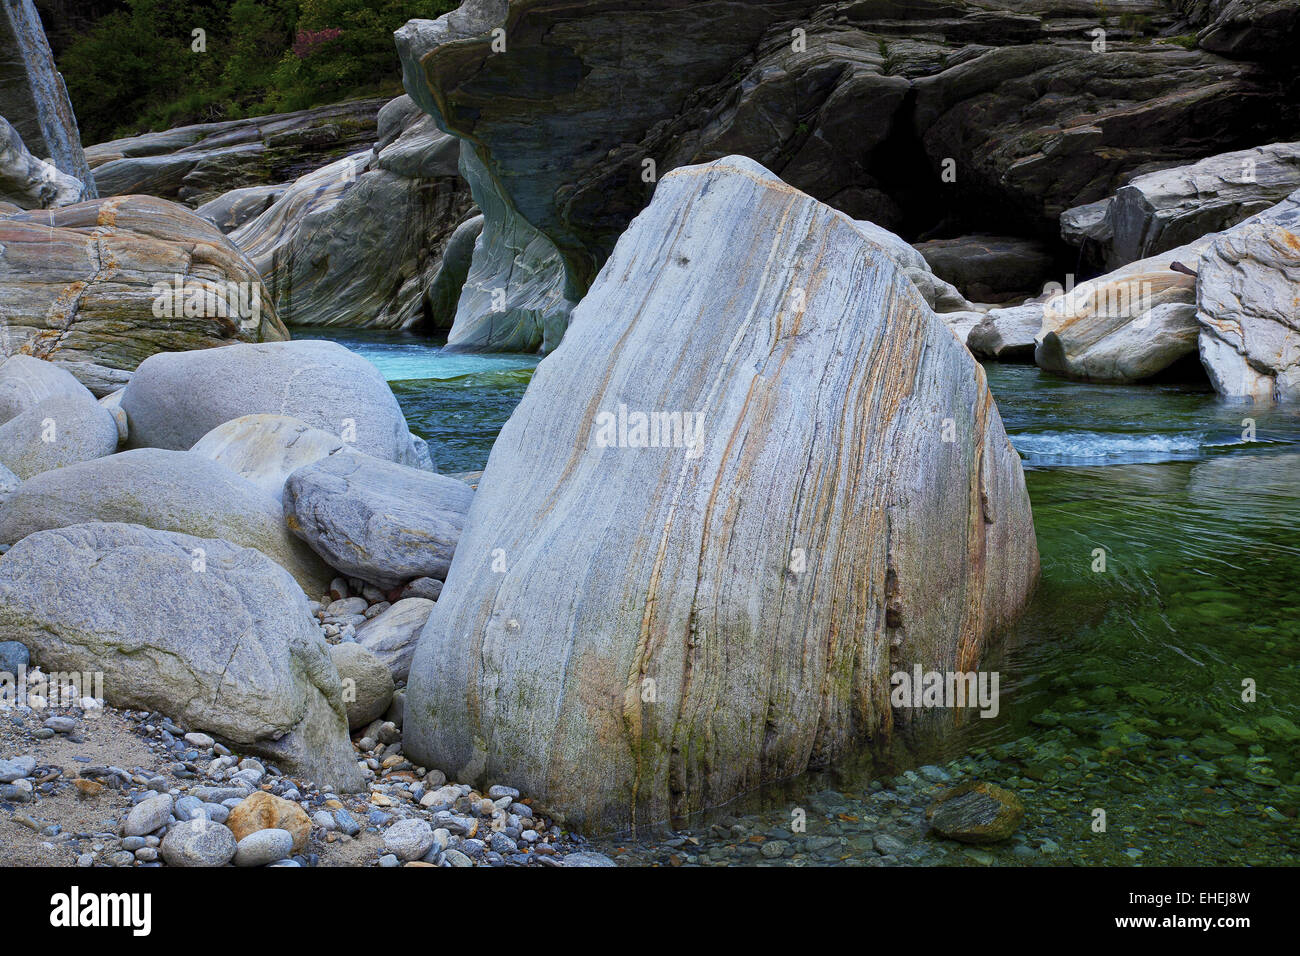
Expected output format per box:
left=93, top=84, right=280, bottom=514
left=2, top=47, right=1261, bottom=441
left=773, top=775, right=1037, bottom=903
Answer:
left=0, top=195, right=286, bottom=387
left=1196, top=188, right=1300, bottom=401
left=397, top=0, right=1295, bottom=353
left=1062, top=141, right=1300, bottom=271
left=227, top=96, right=474, bottom=331
left=85, top=98, right=389, bottom=207
left=405, top=157, right=1039, bottom=833
left=0, top=116, right=85, bottom=208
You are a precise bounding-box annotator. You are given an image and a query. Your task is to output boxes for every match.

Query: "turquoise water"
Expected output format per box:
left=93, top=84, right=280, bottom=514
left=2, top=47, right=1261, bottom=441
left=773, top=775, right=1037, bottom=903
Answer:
left=291, top=327, right=538, bottom=474
left=299, top=327, right=1300, bottom=864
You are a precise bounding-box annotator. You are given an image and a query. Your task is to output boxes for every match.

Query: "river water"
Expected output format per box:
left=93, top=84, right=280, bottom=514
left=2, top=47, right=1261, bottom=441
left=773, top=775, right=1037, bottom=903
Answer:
left=300, top=328, right=1300, bottom=866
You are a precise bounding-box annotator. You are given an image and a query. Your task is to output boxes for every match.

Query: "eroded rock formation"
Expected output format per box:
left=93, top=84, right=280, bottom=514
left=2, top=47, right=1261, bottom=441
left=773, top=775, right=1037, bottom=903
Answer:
left=86, top=98, right=389, bottom=207
left=227, top=96, right=474, bottom=330
left=396, top=0, right=1296, bottom=355
left=0, top=0, right=95, bottom=197
left=0, top=195, right=285, bottom=392
left=404, top=157, right=1039, bottom=833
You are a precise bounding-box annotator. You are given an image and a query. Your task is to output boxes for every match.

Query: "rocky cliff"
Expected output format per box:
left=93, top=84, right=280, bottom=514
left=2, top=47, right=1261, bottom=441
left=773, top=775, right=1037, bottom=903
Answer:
left=397, top=0, right=1298, bottom=352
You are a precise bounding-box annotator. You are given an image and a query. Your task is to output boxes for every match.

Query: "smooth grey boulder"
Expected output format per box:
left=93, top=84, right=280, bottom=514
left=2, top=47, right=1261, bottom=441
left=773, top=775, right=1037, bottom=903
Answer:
left=284, top=449, right=474, bottom=589
left=119, top=340, right=424, bottom=468
left=1069, top=142, right=1300, bottom=270
left=0, top=115, right=84, bottom=208
left=124, top=793, right=174, bottom=836
left=160, top=818, right=238, bottom=867
left=0, top=754, right=35, bottom=782
left=233, top=828, right=294, bottom=867
left=404, top=156, right=1039, bottom=833
left=383, top=818, right=435, bottom=861
left=1036, top=238, right=1215, bottom=383
left=0, top=448, right=332, bottom=595
left=190, top=414, right=345, bottom=503
left=0, top=523, right=362, bottom=790
left=1196, top=189, right=1300, bottom=401
left=355, top=598, right=434, bottom=683
left=966, top=305, right=1044, bottom=361
left=0, top=355, right=94, bottom=425
left=328, top=642, right=395, bottom=730
left=0, top=393, right=120, bottom=478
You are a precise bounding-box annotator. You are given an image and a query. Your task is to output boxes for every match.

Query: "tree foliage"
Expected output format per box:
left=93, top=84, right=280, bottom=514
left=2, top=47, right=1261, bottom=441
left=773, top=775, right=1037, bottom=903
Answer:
left=60, top=0, right=456, bottom=143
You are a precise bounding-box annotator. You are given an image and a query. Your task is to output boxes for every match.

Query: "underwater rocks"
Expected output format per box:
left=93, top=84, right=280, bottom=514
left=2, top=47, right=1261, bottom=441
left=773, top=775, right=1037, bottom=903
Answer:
left=926, top=780, right=1026, bottom=844
left=404, top=156, right=1039, bottom=833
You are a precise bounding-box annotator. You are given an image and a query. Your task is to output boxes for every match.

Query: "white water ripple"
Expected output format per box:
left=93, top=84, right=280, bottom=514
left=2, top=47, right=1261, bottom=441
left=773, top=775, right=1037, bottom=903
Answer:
left=1009, top=430, right=1246, bottom=465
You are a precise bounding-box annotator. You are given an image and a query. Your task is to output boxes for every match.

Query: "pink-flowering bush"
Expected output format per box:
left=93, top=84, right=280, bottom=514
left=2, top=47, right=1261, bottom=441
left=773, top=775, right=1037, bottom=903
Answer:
left=292, top=27, right=344, bottom=59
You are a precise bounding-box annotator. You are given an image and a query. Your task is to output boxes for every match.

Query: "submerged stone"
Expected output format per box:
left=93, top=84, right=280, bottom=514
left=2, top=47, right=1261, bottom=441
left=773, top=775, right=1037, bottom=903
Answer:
left=926, top=781, right=1025, bottom=844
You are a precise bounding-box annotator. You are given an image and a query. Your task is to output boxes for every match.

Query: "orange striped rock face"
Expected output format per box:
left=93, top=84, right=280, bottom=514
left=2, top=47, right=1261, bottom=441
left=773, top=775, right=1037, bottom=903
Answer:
left=405, top=156, right=1039, bottom=834
left=0, top=195, right=284, bottom=376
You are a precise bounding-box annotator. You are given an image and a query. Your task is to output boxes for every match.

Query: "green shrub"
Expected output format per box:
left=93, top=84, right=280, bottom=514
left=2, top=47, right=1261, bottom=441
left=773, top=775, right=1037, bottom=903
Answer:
left=61, top=0, right=457, bottom=143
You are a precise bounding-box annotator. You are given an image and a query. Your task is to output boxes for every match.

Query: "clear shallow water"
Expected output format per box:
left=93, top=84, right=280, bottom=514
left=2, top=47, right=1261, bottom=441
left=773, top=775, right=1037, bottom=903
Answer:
left=602, top=366, right=1300, bottom=865
left=290, top=327, right=538, bottom=473
left=301, top=329, right=1300, bottom=864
